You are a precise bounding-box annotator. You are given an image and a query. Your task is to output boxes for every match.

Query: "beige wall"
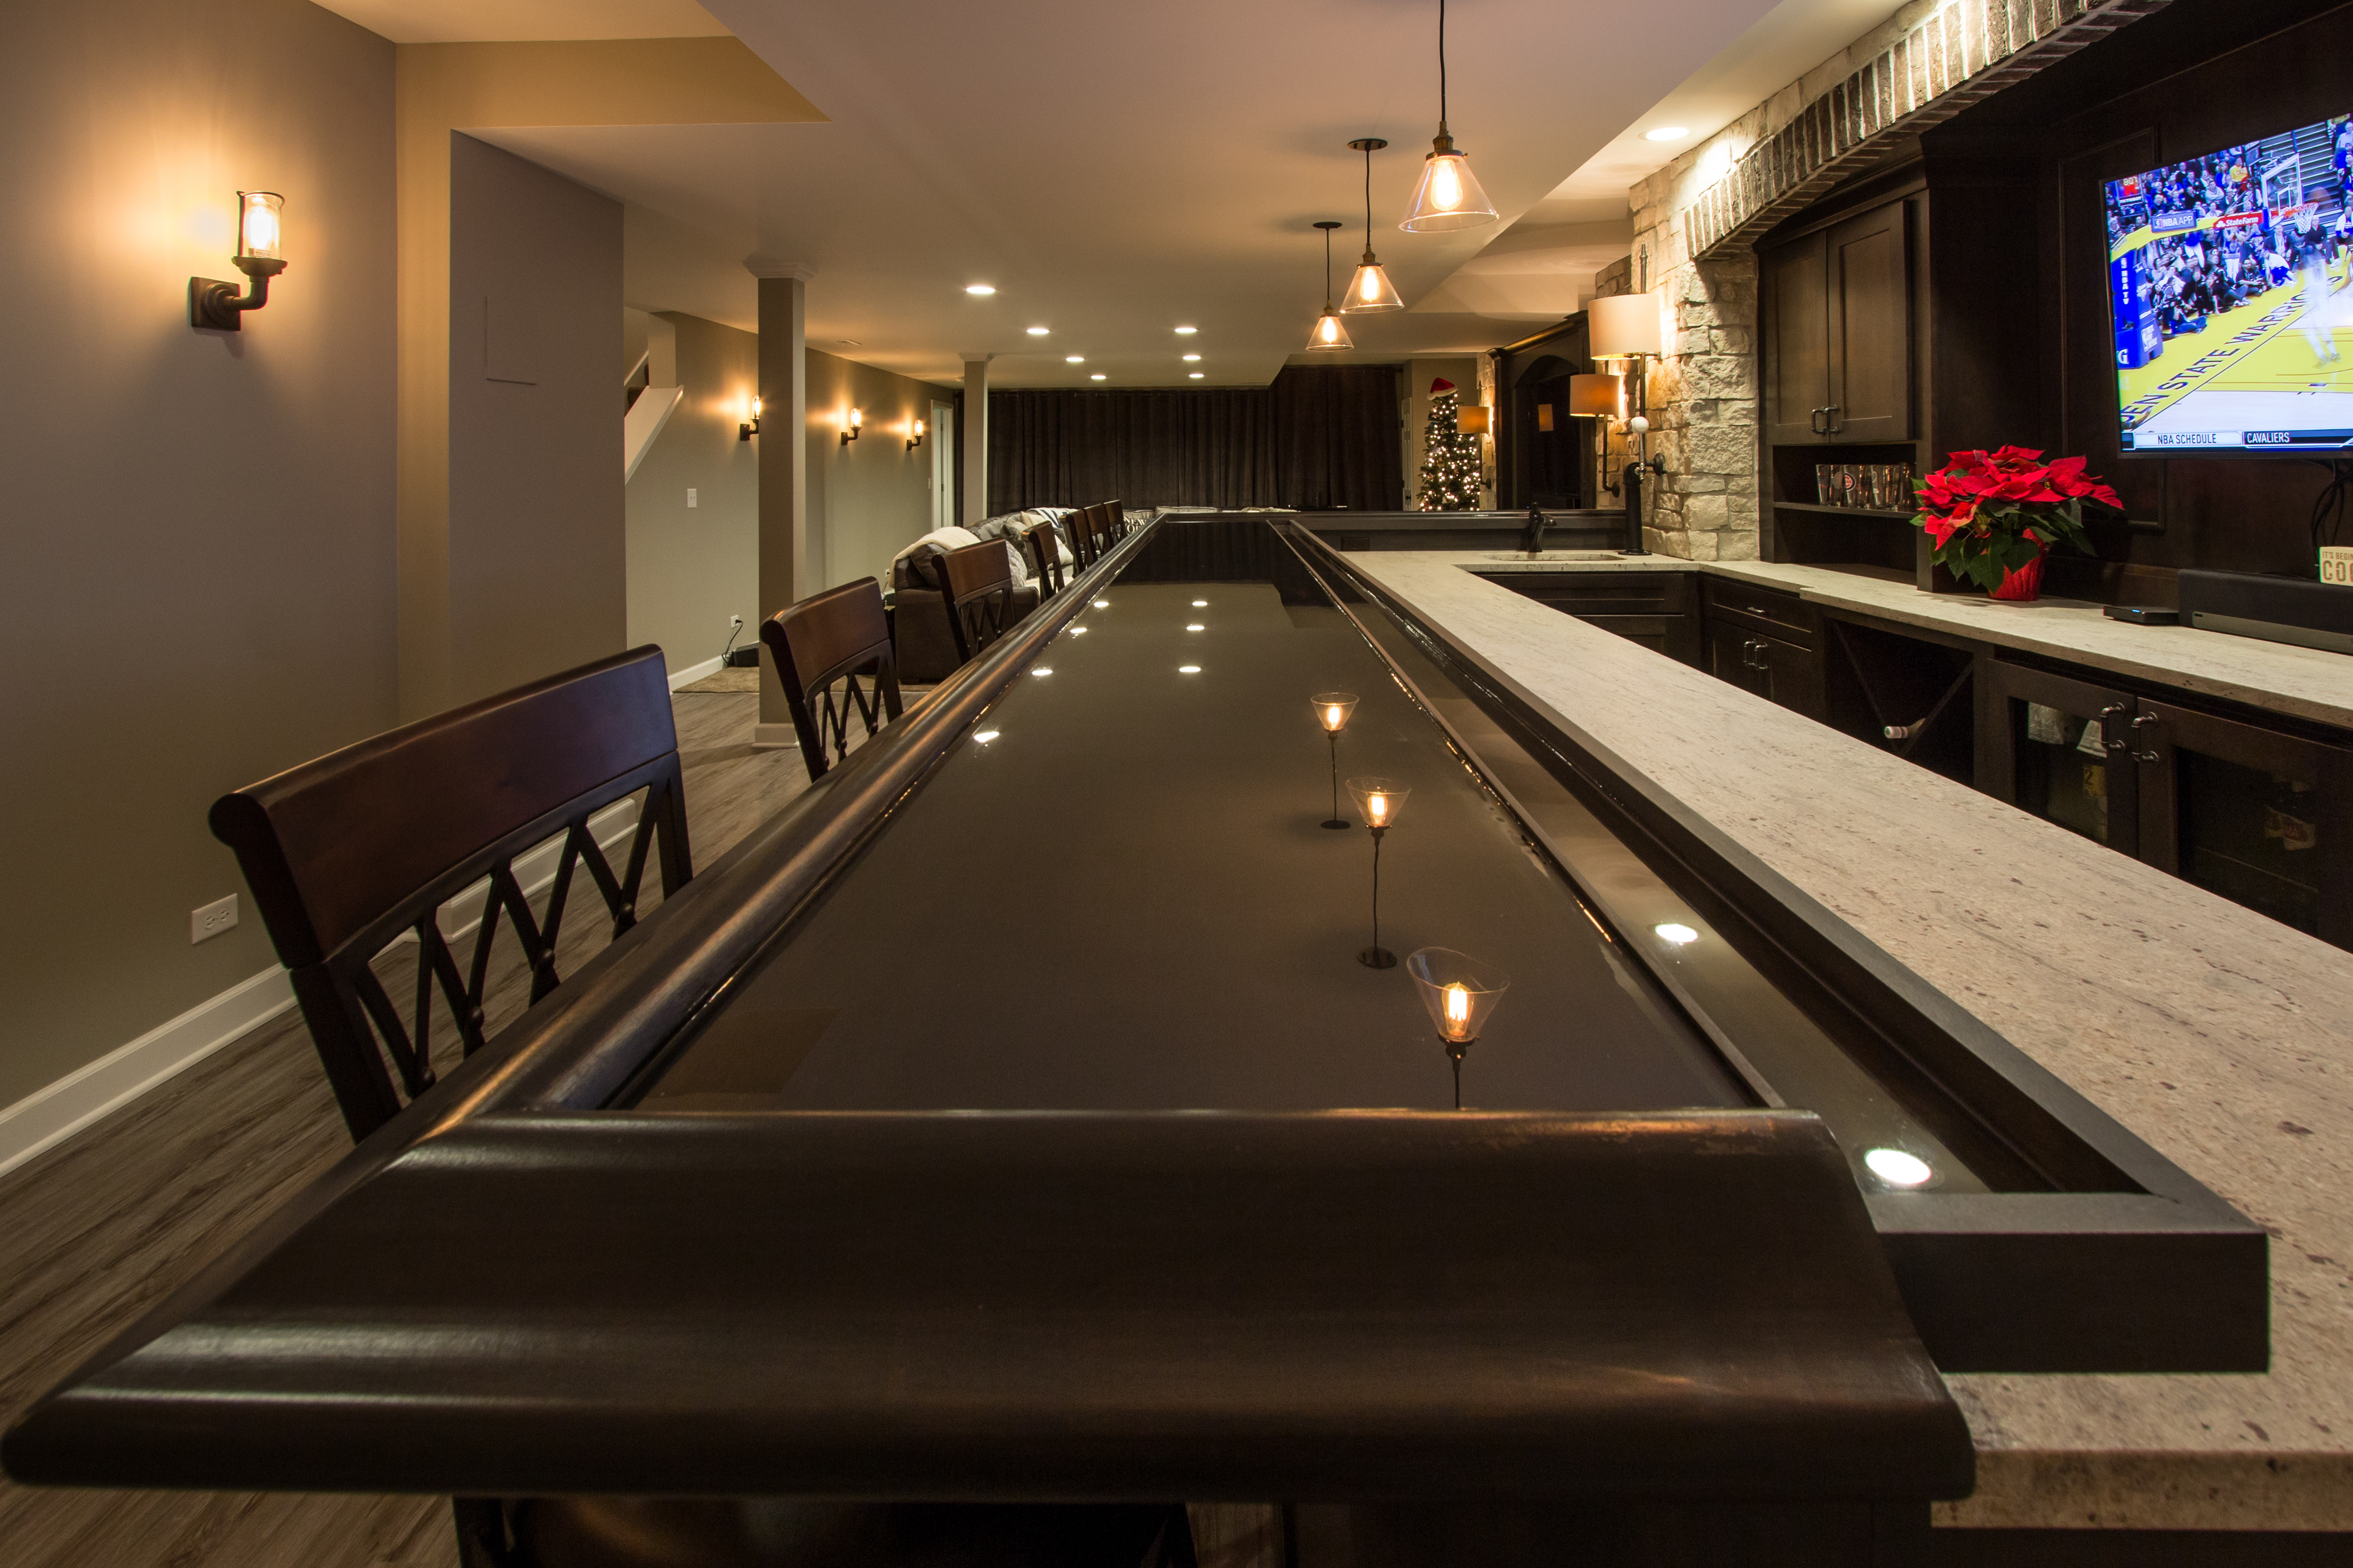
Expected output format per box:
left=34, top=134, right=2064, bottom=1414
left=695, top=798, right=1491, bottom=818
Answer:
left=627, top=313, right=761, bottom=673
left=0, top=0, right=397, bottom=1110
left=445, top=133, right=625, bottom=701
left=806, top=351, right=953, bottom=593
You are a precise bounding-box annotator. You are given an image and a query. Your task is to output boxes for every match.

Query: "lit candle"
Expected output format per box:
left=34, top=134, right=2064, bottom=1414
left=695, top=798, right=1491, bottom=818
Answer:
left=1442, top=981, right=1471, bottom=1041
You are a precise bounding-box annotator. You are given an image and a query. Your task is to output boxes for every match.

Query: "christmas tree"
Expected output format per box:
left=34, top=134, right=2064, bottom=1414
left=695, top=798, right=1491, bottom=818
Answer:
left=1416, top=378, right=1483, bottom=511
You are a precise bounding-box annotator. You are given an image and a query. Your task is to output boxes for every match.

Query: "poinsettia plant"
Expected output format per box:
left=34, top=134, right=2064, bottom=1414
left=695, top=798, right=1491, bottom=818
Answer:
left=1912, top=447, right=2122, bottom=592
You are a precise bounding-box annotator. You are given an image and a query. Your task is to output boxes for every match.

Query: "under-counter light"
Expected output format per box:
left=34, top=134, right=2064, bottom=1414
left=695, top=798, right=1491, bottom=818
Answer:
left=965, top=284, right=997, bottom=295
left=1864, top=1148, right=1935, bottom=1188
left=1643, top=126, right=1691, bottom=142
left=1654, top=922, right=1699, bottom=946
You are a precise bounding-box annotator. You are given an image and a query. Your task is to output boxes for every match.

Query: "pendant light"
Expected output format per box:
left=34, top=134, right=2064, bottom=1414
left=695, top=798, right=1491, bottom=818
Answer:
left=1400, top=0, right=1498, bottom=232
left=1344, top=139, right=1405, bottom=312
left=1306, top=221, right=1354, bottom=351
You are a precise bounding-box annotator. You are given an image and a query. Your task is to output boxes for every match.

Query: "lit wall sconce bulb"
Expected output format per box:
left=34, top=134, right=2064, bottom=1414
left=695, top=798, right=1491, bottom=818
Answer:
left=907, top=418, right=925, bottom=451
left=740, top=395, right=762, bottom=442
left=190, top=190, right=286, bottom=331
left=840, top=407, right=863, bottom=446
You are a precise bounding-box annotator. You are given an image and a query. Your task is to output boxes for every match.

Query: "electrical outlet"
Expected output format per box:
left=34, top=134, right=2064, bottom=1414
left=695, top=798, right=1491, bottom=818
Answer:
left=686, top=487, right=698, bottom=508
left=730, top=614, right=744, bottom=629
left=191, top=894, right=238, bottom=945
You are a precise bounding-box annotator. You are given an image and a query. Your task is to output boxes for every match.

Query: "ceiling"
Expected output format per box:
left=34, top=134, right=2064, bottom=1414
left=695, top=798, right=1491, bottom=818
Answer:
left=320, top=0, right=1899, bottom=388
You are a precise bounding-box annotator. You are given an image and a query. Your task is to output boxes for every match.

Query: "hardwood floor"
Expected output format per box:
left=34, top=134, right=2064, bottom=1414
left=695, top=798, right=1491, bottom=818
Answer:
left=0, top=692, right=820, bottom=1568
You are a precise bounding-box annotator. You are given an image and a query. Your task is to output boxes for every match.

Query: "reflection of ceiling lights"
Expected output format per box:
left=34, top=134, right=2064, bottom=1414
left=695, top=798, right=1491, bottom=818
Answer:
left=1643, top=126, right=1691, bottom=142
left=1027, top=326, right=1049, bottom=335
left=964, top=284, right=996, bottom=295
left=1189, top=372, right=1204, bottom=379
left=1174, top=325, right=1197, bottom=335
left=1182, top=354, right=1201, bottom=361
left=1066, top=355, right=1084, bottom=363
left=1179, top=666, right=1201, bottom=674
left=1091, top=373, right=1107, bottom=380
left=1864, top=1148, right=1935, bottom=1188
left=1399, top=0, right=1497, bottom=232
left=1653, top=922, right=1698, bottom=945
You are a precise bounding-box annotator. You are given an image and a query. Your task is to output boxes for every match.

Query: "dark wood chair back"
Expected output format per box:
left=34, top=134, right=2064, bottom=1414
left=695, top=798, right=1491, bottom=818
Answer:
left=939, top=538, right=1019, bottom=664
left=1067, top=504, right=1103, bottom=568
left=1023, top=519, right=1068, bottom=599
left=761, top=577, right=904, bottom=784
left=1105, top=499, right=1128, bottom=541
left=209, top=648, right=693, bottom=1141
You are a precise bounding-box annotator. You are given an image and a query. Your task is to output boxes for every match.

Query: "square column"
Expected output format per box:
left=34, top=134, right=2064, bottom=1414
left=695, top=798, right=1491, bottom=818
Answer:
left=749, top=258, right=814, bottom=733
left=960, top=354, right=992, bottom=525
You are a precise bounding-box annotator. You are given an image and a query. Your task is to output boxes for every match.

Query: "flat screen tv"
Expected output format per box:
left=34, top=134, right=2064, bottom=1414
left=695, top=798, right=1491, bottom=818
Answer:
left=2105, top=113, right=2353, bottom=453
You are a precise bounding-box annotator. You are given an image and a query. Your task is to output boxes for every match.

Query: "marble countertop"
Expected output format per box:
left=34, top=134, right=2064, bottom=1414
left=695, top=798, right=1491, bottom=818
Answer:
left=1345, top=550, right=2353, bottom=1533
left=1458, top=551, right=2353, bottom=731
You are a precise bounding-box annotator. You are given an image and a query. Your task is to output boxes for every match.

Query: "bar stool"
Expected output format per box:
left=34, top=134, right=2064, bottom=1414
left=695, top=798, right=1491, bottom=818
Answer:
left=1024, top=517, right=1069, bottom=599
left=940, top=538, right=1023, bottom=665
left=761, top=577, right=905, bottom=784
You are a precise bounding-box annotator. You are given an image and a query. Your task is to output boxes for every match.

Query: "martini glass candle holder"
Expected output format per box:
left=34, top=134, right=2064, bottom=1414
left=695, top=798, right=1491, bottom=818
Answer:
left=1312, top=692, right=1359, bottom=829
left=1407, top=948, right=1511, bottom=1109
left=1345, top=777, right=1411, bottom=968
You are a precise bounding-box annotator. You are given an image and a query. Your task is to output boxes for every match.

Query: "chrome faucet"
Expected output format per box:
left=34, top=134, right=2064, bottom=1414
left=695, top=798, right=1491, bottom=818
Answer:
left=1521, top=504, right=1548, bottom=558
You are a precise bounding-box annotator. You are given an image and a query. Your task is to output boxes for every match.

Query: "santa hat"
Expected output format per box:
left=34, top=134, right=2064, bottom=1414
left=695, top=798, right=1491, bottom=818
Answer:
left=1429, top=377, right=1455, bottom=393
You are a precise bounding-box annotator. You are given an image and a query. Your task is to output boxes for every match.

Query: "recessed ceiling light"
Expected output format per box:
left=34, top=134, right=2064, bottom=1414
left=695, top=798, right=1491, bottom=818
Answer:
left=1178, top=665, right=1201, bottom=674
left=1863, top=1148, right=1935, bottom=1188
left=965, top=284, right=997, bottom=295
left=1188, top=372, right=1204, bottom=379
left=1174, top=326, right=1197, bottom=334
left=1091, top=373, right=1106, bottom=380
left=1643, top=126, right=1691, bottom=142
left=1027, top=326, right=1049, bottom=336
left=1181, top=354, right=1201, bottom=361
left=1066, top=355, right=1084, bottom=363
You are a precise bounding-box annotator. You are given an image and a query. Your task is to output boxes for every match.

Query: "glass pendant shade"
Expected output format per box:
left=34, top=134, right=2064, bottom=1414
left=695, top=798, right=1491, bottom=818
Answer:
left=1313, top=692, right=1359, bottom=733
left=1588, top=292, right=1663, bottom=358
left=1406, top=948, right=1511, bottom=1043
left=1568, top=373, right=1624, bottom=419
left=1345, top=776, right=1411, bottom=828
left=1400, top=137, right=1497, bottom=232
left=1345, top=255, right=1404, bottom=313
left=1307, top=309, right=1354, bottom=352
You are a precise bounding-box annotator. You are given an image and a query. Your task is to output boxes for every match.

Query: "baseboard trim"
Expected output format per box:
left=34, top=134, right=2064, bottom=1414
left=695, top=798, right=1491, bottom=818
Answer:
left=0, top=799, right=645, bottom=1182
left=751, top=721, right=799, bottom=749
left=0, top=964, right=296, bottom=1181
left=667, top=654, right=726, bottom=692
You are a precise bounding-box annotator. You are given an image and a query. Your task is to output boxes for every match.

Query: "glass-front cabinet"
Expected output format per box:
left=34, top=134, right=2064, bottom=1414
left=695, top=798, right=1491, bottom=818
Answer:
left=1979, top=660, right=2351, bottom=949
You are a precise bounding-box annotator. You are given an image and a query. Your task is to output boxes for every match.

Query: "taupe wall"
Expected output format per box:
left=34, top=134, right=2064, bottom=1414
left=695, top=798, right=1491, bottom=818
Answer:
left=0, top=0, right=397, bottom=1110
left=627, top=313, right=760, bottom=674
left=806, top=351, right=953, bottom=592
left=446, top=134, right=624, bottom=703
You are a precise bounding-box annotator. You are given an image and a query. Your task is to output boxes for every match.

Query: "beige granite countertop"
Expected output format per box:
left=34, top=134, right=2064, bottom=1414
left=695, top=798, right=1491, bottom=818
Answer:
left=1458, top=551, right=2353, bottom=731
left=1347, top=550, right=2353, bottom=1533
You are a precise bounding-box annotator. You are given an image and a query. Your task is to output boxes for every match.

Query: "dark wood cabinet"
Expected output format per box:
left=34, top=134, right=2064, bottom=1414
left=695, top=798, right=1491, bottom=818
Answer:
left=1700, top=580, right=1824, bottom=720
left=1473, top=571, right=1699, bottom=665
left=1762, top=199, right=1914, bottom=445
left=1978, top=658, right=2352, bottom=948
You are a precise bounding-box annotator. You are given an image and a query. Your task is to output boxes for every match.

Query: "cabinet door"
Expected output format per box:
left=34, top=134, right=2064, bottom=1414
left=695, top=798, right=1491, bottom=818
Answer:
left=1753, top=631, right=1826, bottom=721
left=1706, top=619, right=1770, bottom=698
left=1763, top=231, right=1830, bottom=445
left=2132, top=698, right=2353, bottom=948
left=1976, top=662, right=2140, bottom=855
left=1825, top=203, right=1912, bottom=442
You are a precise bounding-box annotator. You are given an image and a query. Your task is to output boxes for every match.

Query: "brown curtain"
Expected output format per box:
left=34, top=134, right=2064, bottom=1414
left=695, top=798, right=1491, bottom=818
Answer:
left=989, top=366, right=1402, bottom=514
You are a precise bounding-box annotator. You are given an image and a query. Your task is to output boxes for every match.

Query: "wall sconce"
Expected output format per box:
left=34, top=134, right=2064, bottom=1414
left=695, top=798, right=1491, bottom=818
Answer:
left=907, top=417, right=925, bottom=451
left=840, top=407, right=863, bottom=446
left=189, top=191, right=286, bottom=331
left=739, top=395, right=761, bottom=442
left=1567, top=373, right=1623, bottom=421
left=1456, top=404, right=1490, bottom=436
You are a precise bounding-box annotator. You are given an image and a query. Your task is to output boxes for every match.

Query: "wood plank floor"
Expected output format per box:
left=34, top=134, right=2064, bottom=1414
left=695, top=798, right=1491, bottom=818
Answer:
left=0, top=692, right=821, bottom=1568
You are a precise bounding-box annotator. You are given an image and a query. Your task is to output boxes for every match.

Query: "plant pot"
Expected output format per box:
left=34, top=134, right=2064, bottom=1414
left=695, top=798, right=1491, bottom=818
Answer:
left=1990, top=547, right=2046, bottom=602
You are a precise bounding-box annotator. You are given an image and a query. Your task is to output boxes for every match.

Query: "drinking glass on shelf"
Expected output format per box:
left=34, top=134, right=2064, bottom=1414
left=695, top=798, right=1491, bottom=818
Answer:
left=1815, top=464, right=1838, bottom=505
left=1835, top=465, right=1863, bottom=507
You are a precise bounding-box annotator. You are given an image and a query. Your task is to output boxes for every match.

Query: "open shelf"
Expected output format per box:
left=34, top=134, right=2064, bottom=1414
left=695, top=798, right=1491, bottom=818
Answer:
left=1775, top=501, right=1915, bottom=520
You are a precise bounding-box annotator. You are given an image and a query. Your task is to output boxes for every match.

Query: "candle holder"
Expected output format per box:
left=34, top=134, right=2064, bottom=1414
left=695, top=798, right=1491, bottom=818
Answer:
left=1406, top=948, right=1511, bottom=1109
left=1345, top=777, right=1411, bottom=968
left=1312, top=692, right=1359, bottom=829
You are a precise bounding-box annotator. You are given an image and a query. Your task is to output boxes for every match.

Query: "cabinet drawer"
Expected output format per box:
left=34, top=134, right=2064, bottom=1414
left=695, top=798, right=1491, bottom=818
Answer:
left=1703, top=577, right=1818, bottom=648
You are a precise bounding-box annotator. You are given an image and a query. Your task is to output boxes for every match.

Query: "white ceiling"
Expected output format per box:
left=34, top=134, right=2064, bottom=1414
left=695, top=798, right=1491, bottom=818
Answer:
left=313, top=0, right=728, bottom=42
left=326, top=0, right=1895, bottom=387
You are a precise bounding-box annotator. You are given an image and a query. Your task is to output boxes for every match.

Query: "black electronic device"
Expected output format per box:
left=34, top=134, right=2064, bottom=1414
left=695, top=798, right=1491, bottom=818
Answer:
left=2178, top=568, right=2353, bottom=652
left=2104, top=605, right=2181, bottom=625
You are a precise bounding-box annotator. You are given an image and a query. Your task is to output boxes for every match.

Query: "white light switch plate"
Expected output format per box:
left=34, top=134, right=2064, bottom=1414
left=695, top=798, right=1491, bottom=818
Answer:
left=191, top=894, right=238, bottom=945
left=687, top=488, right=698, bottom=508
left=2322, top=545, right=2352, bottom=587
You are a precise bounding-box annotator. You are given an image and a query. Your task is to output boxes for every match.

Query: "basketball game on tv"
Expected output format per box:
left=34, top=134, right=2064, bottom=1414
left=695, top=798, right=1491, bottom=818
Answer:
left=2106, top=112, right=2353, bottom=452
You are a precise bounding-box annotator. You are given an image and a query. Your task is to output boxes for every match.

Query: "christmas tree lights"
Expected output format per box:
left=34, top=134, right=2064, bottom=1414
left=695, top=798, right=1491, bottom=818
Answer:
left=1417, top=378, right=1483, bottom=511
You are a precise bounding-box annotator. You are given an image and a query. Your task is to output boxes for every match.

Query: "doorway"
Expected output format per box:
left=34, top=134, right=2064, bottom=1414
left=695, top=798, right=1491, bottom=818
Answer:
left=930, top=402, right=955, bottom=530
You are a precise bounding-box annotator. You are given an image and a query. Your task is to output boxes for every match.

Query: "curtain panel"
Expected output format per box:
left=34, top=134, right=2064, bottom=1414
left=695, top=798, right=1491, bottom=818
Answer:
left=989, top=366, right=1403, bottom=514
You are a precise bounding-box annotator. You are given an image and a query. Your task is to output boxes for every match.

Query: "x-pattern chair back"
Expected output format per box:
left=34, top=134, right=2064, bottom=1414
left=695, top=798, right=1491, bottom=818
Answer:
left=209, top=648, right=693, bottom=1141
left=762, top=577, right=905, bottom=783
left=940, top=538, right=1020, bottom=665
left=1024, top=519, right=1068, bottom=599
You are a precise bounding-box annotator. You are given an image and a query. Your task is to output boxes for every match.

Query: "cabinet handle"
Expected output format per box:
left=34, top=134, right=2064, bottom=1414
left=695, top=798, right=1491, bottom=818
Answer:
left=2097, top=703, right=2131, bottom=756
left=1823, top=403, right=1843, bottom=434
left=2129, top=711, right=2162, bottom=764
left=1808, top=406, right=1829, bottom=435
left=1744, top=638, right=1769, bottom=671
